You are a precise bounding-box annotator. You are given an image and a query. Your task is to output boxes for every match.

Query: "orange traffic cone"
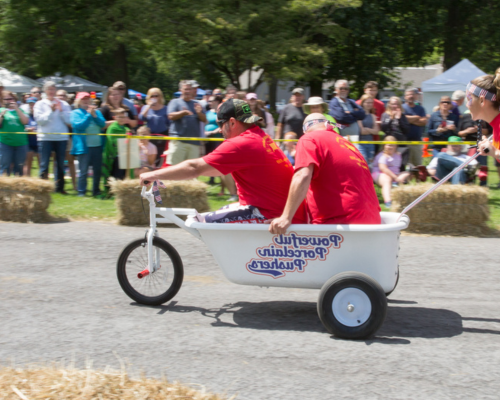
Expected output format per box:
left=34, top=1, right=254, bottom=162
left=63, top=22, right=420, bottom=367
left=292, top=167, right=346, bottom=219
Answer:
left=422, top=137, right=431, bottom=158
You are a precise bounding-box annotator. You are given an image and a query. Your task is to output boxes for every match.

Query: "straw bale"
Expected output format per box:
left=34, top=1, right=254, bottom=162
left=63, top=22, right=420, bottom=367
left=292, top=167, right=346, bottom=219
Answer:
left=0, top=177, right=54, bottom=223
left=110, top=179, right=210, bottom=226
left=0, top=365, right=231, bottom=399
left=391, top=183, right=490, bottom=236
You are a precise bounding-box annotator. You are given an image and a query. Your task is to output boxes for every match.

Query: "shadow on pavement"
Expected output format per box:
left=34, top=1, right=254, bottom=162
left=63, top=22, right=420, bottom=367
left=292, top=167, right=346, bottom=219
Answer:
left=133, top=300, right=500, bottom=342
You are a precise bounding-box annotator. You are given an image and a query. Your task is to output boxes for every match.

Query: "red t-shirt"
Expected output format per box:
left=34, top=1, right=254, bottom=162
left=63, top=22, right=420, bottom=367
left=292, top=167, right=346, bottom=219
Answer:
left=203, top=126, right=306, bottom=223
left=356, top=98, right=385, bottom=121
left=491, top=112, right=500, bottom=151
left=295, top=129, right=381, bottom=225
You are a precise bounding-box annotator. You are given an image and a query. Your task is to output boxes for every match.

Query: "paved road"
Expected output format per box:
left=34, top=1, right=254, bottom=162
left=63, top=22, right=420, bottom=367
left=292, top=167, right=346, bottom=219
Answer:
left=1, top=222, right=500, bottom=399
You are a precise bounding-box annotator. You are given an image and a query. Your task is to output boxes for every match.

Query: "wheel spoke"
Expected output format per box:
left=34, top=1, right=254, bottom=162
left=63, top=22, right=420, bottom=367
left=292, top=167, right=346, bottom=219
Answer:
left=124, top=242, right=175, bottom=298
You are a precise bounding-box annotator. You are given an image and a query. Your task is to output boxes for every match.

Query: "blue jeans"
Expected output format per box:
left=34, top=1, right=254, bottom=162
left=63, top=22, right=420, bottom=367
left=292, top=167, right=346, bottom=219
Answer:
left=77, top=146, right=103, bottom=196
left=38, top=140, right=67, bottom=192
left=358, top=143, right=375, bottom=164
left=0, top=143, right=27, bottom=176
left=435, top=153, right=466, bottom=184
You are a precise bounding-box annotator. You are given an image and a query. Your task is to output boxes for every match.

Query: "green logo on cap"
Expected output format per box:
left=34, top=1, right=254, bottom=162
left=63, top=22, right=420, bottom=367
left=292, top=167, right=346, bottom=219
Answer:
left=242, top=104, right=251, bottom=114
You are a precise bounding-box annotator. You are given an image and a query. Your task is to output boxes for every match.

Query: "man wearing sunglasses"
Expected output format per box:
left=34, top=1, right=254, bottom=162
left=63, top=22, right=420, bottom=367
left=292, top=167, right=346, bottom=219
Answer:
left=112, top=81, right=137, bottom=116
left=269, top=113, right=381, bottom=235
left=329, top=80, right=365, bottom=139
left=140, top=99, right=306, bottom=224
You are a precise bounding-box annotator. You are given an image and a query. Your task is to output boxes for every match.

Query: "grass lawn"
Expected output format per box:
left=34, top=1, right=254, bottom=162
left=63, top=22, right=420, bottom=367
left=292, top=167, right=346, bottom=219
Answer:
left=25, top=156, right=500, bottom=229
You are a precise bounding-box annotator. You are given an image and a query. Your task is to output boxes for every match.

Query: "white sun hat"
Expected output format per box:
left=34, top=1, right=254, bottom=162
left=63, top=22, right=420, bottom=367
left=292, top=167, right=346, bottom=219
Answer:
left=303, top=96, right=328, bottom=114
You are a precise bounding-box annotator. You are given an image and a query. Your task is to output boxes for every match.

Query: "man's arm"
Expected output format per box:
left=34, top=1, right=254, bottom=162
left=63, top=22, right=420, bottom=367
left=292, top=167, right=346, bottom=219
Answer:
left=268, top=165, right=313, bottom=234
left=139, top=158, right=221, bottom=186
left=195, top=102, right=207, bottom=123
left=275, top=123, right=284, bottom=140
left=350, top=100, right=366, bottom=120
left=406, top=116, right=428, bottom=126
left=275, top=108, right=286, bottom=139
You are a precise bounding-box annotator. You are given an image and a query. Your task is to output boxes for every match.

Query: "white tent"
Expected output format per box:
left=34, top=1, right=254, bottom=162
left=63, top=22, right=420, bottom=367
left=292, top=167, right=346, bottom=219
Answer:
left=37, top=74, right=107, bottom=92
left=0, top=67, right=40, bottom=93
left=421, top=59, right=487, bottom=114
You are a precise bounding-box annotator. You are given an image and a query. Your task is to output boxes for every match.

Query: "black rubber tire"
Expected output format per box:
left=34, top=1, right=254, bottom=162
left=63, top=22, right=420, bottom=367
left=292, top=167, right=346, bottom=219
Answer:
left=385, top=267, right=399, bottom=297
left=317, top=272, right=387, bottom=340
left=117, top=237, right=183, bottom=306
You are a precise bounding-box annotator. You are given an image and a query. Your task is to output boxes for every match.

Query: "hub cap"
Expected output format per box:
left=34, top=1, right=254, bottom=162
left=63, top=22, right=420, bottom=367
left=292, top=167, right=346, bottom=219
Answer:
left=332, top=288, right=372, bottom=327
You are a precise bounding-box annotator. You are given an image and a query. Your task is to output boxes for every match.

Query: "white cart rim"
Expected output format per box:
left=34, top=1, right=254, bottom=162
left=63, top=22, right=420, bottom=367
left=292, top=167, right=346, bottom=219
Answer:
left=332, top=287, right=372, bottom=327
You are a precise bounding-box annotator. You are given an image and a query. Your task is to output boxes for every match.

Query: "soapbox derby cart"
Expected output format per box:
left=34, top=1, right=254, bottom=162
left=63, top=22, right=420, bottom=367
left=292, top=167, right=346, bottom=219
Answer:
left=117, top=186, right=409, bottom=340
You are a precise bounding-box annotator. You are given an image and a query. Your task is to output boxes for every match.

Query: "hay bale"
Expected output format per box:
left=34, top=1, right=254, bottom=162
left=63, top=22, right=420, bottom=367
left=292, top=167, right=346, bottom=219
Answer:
left=391, top=183, right=491, bottom=236
left=0, top=365, right=229, bottom=399
left=0, top=177, right=54, bottom=223
left=110, top=179, right=210, bottom=226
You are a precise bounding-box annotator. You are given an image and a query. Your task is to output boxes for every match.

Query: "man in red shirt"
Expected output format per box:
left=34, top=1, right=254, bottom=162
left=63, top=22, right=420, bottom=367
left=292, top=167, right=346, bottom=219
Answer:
left=140, top=99, right=306, bottom=223
left=269, top=113, right=381, bottom=234
left=356, top=81, right=385, bottom=120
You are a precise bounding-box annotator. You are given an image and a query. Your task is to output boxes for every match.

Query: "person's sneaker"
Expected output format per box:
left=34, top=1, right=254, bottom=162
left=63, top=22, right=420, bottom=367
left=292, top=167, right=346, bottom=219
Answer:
left=227, top=195, right=239, bottom=202
left=392, top=182, right=398, bottom=188
left=384, top=201, right=392, bottom=208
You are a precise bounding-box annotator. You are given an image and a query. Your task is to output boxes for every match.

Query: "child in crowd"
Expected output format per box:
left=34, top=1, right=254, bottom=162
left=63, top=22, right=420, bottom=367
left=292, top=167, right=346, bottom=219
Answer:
left=282, top=131, right=297, bottom=166
left=372, top=135, right=410, bottom=208
left=134, top=126, right=158, bottom=177
left=102, top=108, right=130, bottom=193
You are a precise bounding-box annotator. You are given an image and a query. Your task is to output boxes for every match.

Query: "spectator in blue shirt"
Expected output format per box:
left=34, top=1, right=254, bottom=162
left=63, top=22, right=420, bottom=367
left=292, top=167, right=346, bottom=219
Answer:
left=166, top=80, right=207, bottom=165
left=403, top=89, right=427, bottom=166
left=70, top=92, right=106, bottom=197
left=427, top=96, right=459, bottom=156
left=329, top=80, right=365, bottom=140
left=139, top=88, right=170, bottom=166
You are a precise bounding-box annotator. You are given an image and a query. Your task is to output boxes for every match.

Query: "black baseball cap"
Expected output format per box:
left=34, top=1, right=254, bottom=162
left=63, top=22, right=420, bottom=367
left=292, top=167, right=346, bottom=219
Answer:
left=217, top=99, right=262, bottom=125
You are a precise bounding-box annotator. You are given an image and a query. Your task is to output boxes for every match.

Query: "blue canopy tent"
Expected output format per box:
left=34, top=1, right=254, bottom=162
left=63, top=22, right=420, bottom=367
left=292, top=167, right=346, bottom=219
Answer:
left=421, top=59, right=487, bottom=113
left=128, top=89, right=147, bottom=98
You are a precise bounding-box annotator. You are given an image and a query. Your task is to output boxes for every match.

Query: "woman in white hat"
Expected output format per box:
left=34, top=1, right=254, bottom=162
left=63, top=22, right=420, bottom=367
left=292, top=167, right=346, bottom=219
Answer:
left=302, top=97, right=339, bottom=134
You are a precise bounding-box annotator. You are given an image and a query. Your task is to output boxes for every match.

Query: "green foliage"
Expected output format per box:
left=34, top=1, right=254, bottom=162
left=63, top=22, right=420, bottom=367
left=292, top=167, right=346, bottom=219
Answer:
left=1, top=0, right=500, bottom=98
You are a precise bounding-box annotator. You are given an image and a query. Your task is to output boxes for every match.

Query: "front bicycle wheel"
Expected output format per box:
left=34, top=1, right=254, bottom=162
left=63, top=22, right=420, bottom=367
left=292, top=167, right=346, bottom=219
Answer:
left=117, top=237, right=184, bottom=306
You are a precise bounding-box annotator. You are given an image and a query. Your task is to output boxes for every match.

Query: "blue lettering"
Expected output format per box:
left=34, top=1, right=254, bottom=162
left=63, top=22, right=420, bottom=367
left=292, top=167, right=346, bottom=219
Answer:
left=293, top=259, right=306, bottom=271
left=330, top=234, right=342, bottom=247
left=258, top=248, right=269, bottom=257
left=315, top=247, right=327, bottom=259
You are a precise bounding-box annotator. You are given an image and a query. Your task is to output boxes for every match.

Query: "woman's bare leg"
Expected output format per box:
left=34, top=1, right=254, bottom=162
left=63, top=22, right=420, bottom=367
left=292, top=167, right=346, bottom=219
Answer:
left=378, top=173, right=393, bottom=203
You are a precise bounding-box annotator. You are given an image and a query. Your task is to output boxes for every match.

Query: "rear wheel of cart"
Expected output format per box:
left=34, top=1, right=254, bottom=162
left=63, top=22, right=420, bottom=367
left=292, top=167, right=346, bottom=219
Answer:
left=117, top=237, right=183, bottom=306
left=317, top=272, right=387, bottom=339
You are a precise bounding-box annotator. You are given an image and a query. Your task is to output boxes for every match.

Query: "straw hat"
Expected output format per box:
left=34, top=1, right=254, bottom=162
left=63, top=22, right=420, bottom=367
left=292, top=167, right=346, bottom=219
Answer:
left=303, top=96, right=328, bottom=114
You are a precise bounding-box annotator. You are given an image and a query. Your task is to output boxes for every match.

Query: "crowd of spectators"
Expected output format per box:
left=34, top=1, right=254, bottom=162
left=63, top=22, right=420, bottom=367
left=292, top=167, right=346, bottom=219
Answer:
left=0, top=77, right=498, bottom=203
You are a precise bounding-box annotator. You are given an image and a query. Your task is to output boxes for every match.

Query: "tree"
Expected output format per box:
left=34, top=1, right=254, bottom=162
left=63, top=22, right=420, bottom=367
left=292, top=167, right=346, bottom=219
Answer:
left=0, top=0, right=156, bottom=86
left=152, top=0, right=356, bottom=92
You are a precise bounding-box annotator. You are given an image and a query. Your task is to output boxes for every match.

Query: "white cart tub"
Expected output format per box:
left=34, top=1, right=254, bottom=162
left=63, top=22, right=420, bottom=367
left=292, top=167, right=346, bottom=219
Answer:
left=185, top=212, right=409, bottom=294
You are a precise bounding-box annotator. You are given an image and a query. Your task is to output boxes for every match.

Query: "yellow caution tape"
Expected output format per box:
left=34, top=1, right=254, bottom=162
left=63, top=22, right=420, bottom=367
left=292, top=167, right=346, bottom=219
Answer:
left=0, top=131, right=477, bottom=145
